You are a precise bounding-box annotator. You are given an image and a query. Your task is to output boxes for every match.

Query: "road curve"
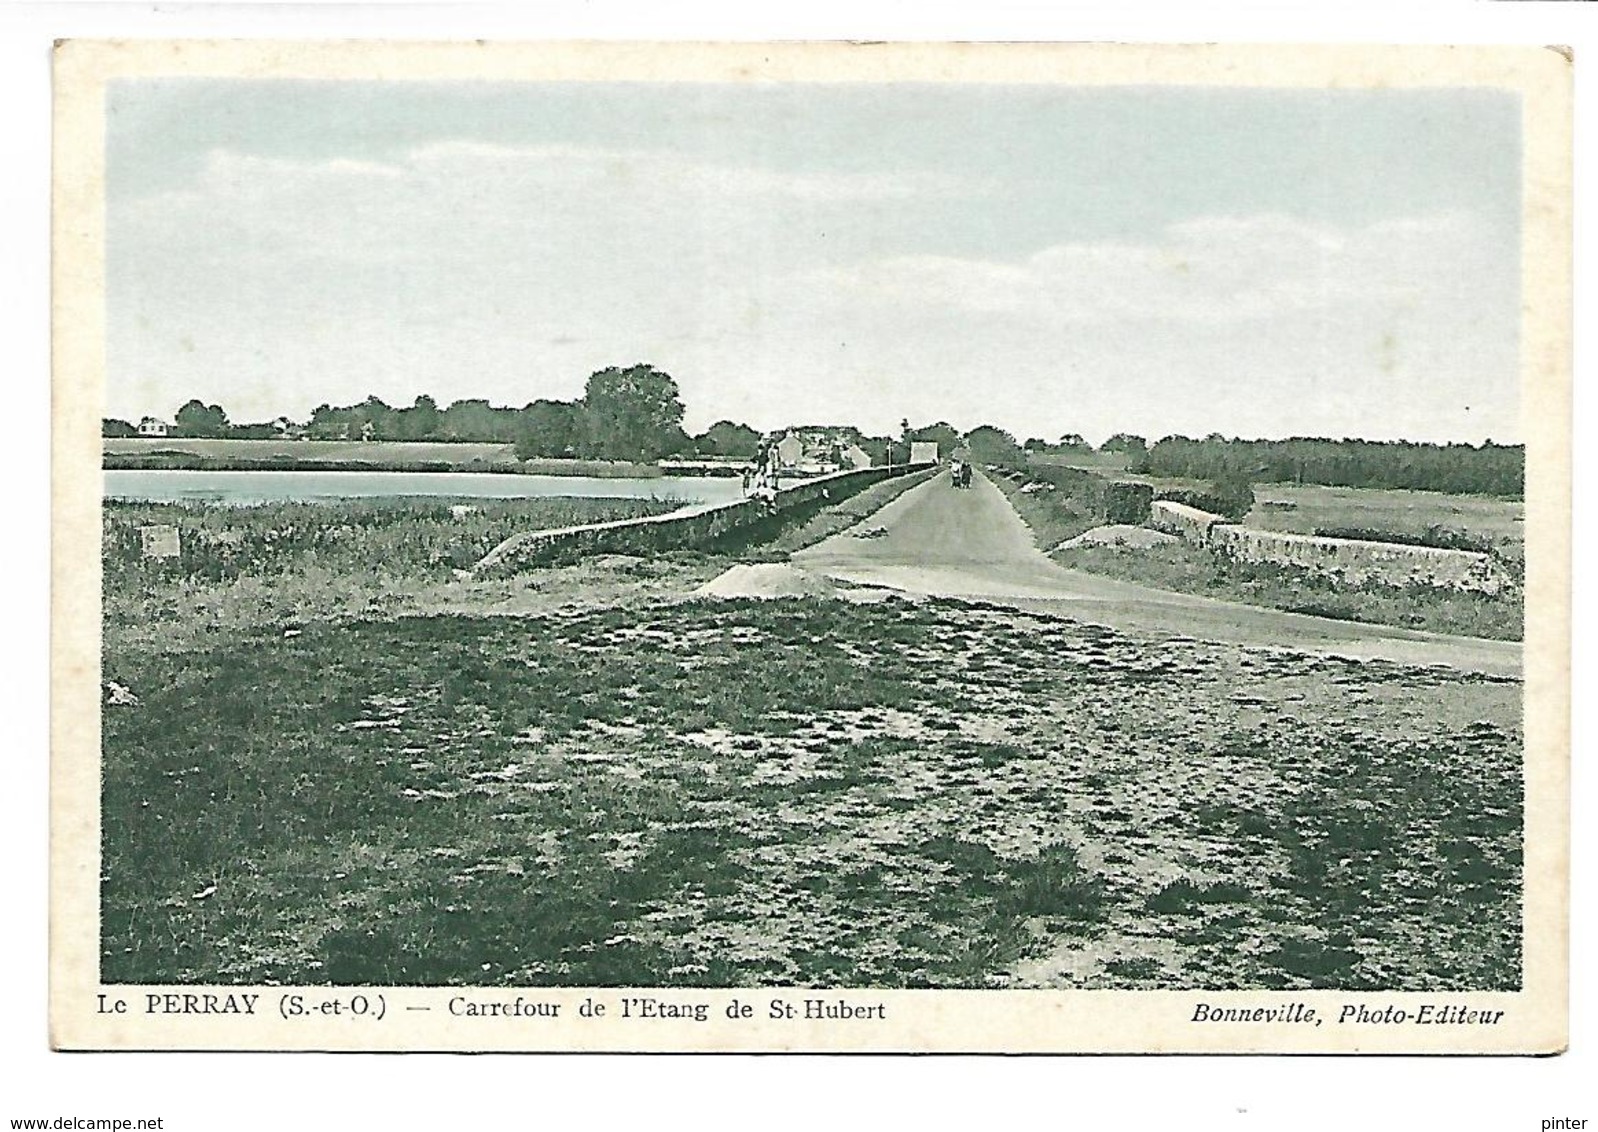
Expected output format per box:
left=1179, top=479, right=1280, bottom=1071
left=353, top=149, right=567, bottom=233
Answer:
left=789, top=467, right=1522, bottom=678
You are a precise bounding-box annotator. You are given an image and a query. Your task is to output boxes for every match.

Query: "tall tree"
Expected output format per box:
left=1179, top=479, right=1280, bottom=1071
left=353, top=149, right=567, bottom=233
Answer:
left=696, top=420, right=761, bottom=460
left=516, top=399, right=580, bottom=459
left=1100, top=433, right=1148, bottom=455
left=439, top=398, right=504, bottom=442
left=908, top=421, right=963, bottom=453
left=964, top=424, right=1025, bottom=467
left=173, top=399, right=229, bottom=438
left=308, top=403, right=354, bottom=439
left=580, top=364, right=686, bottom=462
left=354, top=395, right=395, bottom=441
left=395, top=394, right=441, bottom=440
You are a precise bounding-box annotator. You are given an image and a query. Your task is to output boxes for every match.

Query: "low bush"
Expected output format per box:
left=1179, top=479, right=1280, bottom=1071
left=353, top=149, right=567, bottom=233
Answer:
left=1154, top=476, right=1255, bottom=522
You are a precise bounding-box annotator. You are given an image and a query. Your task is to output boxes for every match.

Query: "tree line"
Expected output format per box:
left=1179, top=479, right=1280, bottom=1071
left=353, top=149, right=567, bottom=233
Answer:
left=1015, top=429, right=1522, bottom=497
left=104, top=368, right=1524, bottom=495
left=1138, top=435, right=1523, bottom=497
left=104, top=365, right=766, bottom=464
left=106, top=365, right=965, bottom=467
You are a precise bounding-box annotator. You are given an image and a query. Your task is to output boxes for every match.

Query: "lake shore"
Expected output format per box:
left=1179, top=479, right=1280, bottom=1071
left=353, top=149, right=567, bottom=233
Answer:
left=103, top=438, right=662, bottom=478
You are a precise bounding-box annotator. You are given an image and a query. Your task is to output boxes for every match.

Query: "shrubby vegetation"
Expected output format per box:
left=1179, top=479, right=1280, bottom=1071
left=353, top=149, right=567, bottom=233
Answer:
left=103, top=496, right=682, bottom=584
left=1152, top=476, right=1256, bottom=522
left=1314, top=525, right=1495, bottom=555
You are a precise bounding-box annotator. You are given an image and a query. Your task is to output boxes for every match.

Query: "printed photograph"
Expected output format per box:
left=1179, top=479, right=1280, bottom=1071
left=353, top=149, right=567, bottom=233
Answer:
left=96, top=62, right=1529, bottom=994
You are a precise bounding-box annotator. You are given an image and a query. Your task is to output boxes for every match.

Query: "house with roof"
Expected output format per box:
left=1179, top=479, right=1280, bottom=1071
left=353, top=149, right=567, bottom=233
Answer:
left=774, top=432, right=805, bottom=468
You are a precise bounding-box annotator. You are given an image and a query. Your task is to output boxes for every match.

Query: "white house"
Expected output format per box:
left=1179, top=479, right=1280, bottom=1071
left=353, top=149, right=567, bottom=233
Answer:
left=841, top=443, right=872, bottom=470
left=774, top=432, right=805, bottom=467
left=137, top=416, right=170, bottom=438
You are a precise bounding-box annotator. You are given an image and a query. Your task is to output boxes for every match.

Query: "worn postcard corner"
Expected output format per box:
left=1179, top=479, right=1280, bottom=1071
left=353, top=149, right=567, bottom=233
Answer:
left=51, top=38, right=1570, bottom=1054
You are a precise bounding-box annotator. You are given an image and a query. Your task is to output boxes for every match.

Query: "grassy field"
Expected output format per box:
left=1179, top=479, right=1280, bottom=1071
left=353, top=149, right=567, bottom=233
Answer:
left=1247, top=483, right=1524, bottom=564
left=102, top=497, right=686, bottom=656
left=101, top=594, right=1521, bottom=990
left=1026, top=451, right=1133, bottom=475
left=105, top=497, right=684, bottom=581
left=992, top=467, right=1523, bottom=641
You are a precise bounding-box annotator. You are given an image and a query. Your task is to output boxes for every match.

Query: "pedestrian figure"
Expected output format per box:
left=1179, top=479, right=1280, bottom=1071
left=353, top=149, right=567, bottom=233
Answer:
left=754, top=437, right=777, bottom=492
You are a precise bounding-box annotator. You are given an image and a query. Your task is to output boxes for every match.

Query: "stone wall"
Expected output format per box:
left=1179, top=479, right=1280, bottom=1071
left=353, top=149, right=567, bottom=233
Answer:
left=1209, top=525, right=1514, bottom=595
left=1146, top=499, right=1511, bottom=594
left=473, top=463, right=931, bottom=576
left=1149, top=500, right=1229, bottom=544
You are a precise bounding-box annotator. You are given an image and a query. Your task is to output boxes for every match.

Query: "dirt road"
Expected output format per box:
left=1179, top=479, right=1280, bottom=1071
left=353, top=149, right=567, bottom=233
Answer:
left=789, top=467, right=1522, bottom=677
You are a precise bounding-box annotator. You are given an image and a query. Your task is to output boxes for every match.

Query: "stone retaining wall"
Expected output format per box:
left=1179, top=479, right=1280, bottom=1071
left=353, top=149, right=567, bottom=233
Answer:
left=1148, top=500, right=1512, bottom=595
left=473, top=463, right=932, bottom=576
left=1210, top=525, right=1513, bottom=595
left=1149, top=500, right=1229, bottom=544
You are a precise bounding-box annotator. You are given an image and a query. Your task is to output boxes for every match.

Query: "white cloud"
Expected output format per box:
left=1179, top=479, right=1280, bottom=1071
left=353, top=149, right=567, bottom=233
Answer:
left=117, top=140, right=983, bottom=241
left=812, top=211, right=1495, bottom=326
left=406, top=139, right=985, bottom=202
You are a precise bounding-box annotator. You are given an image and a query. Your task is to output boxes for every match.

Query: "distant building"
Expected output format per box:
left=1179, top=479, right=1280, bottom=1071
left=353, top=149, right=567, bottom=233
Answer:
left=910, top=441, right=939, bottom=465
left=271, top=416, right=306, bottom=439
left=841, top=443, right=872, bottom=470
left=136, top=416, right=169, bottom=438
left=766, top=425, right=876, bottom=473
left=774, top=432, right=805, bottom=468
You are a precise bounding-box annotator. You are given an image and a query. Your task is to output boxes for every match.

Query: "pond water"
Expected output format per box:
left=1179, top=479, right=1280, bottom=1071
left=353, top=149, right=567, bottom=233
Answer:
left=103, top=469, right=747, bottom=507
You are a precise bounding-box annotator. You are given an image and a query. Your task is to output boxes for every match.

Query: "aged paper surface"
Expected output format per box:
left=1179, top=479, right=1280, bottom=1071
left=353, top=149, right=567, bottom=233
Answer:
left=52, top=39, right=1570, bottom=1053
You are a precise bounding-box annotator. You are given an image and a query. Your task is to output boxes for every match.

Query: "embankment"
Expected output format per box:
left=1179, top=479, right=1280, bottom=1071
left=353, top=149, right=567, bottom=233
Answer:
left=473, top=464, right=934, bottom=576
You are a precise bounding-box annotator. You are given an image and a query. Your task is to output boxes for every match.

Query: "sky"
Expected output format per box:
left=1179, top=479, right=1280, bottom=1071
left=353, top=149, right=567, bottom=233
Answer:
left=106, top=80, right=1523, bottom=444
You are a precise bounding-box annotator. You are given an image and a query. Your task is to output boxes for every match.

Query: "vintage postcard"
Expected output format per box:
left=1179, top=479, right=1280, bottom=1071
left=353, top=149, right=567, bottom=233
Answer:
left=51, top=39, right=1570, bottom=1053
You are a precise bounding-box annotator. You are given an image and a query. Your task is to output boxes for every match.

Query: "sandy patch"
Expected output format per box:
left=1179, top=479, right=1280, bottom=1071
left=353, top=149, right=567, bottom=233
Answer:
left=1054, top=524, right=1178, bottom=551
left=695, top=563, right=839, bottom=600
